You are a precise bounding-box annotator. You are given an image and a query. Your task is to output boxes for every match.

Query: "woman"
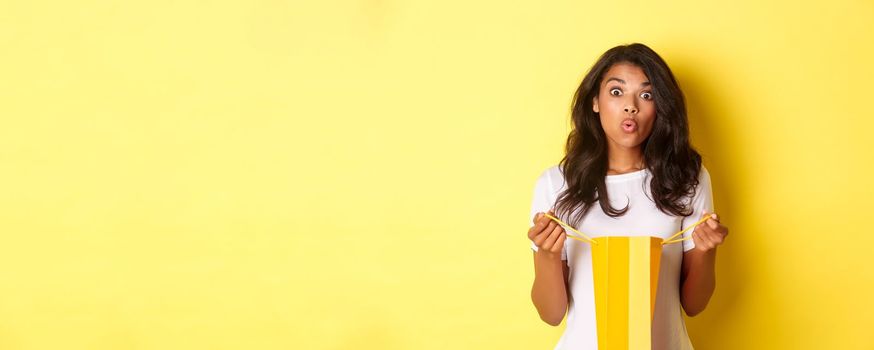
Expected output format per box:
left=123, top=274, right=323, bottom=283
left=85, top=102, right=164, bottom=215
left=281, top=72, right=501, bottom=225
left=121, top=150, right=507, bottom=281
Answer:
left=527, top=43, right=729, bottom=349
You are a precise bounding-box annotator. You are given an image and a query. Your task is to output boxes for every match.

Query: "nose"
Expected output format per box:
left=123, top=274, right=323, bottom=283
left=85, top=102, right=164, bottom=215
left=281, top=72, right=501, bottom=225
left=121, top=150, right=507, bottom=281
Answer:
left=624, top=104, right=638, bottom=114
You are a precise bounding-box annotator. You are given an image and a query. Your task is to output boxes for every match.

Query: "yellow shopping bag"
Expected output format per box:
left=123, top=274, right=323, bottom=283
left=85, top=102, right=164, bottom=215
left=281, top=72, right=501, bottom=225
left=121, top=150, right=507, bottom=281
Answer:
left=543, top=213, right=709, bottom=350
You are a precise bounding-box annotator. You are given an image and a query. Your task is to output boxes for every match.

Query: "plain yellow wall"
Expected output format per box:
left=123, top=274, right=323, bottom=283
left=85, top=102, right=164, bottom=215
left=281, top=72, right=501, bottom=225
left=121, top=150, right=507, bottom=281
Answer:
left=1, top=0, right=872, bottom=349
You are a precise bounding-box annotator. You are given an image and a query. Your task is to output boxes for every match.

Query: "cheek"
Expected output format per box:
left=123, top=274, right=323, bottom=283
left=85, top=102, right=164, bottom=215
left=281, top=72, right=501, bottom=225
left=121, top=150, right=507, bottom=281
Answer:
left=600, top=98, right=625, bottom=118
left=640, top=105, right=657, bottom=133
left=640, top=102, right=656, bottom=117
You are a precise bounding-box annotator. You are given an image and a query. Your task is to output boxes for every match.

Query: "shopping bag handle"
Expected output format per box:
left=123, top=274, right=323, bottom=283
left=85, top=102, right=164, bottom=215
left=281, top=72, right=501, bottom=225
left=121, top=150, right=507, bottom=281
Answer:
left=543, top=213, right=597, bottom=245
left=661, top=215, right=711, bottom=245
left=542, top=212, right=714, bottom=246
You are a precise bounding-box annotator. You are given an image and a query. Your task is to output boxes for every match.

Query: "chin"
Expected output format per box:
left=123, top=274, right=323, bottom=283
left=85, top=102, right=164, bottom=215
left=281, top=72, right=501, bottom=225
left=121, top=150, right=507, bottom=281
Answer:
left=615, top=137, right=645, bottom=149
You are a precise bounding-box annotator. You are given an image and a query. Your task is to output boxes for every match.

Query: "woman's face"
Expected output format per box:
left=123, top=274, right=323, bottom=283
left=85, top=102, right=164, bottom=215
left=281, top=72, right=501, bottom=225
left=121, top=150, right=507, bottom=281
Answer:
left=592, top=63, right=656, bottom=152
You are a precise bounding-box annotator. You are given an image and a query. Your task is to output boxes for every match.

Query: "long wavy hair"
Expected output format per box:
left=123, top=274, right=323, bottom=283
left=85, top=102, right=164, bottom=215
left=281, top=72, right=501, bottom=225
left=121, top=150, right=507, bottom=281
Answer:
left=554, top=43, right=702, bottom=227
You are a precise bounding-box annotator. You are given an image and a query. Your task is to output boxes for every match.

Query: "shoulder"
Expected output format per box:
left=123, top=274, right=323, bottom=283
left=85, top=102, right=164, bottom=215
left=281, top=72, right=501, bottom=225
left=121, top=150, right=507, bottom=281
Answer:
left=535, top=165, right=563, bottom=186
left=690, top=165, right=713, bottom=200
left=698, top=165, right=712, bottom=185
left=532, top=165, right=564, bottom=196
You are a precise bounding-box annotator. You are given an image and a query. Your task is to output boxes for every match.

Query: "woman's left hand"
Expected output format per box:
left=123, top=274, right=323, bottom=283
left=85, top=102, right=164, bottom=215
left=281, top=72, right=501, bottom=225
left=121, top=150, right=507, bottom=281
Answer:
left=691, top=211, right=729, bottom=252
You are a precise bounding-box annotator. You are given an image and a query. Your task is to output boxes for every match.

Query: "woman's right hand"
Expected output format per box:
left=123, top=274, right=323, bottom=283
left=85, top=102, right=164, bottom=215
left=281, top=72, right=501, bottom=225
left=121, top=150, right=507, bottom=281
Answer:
left=528, top=210, right=566, bottom=259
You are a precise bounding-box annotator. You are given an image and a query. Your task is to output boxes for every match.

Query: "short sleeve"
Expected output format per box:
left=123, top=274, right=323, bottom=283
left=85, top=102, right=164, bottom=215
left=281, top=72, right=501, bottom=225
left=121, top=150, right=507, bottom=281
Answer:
left=680, top=166, right=715, bottom=252
left=528, top=167, right=567, bottom=260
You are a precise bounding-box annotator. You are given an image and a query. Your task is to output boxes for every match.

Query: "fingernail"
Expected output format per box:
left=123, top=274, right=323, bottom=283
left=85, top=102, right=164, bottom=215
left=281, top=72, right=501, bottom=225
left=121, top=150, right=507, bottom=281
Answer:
left=711, top=213, right=718, bottom=220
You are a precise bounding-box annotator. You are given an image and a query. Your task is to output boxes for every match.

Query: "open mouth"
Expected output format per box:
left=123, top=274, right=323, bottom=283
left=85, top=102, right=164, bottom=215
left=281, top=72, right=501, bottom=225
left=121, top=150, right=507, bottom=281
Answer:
left=621, top=119, right=637, bottom=133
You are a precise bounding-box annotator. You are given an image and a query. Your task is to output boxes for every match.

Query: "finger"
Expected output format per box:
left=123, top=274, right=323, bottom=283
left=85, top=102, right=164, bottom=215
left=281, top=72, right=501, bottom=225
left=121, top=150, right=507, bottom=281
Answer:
left=541, top=220, right=558, bottom=237
left=693, top=228, right=715, bottom=250
left=542, top=224, right=565, bottom=250
left=699, top=220, right=727, bottom=244
left=540, top=214, right=557, bottom=229
left=528, top=214, right=545, bottom=240
left=710, top=231, right=725, bottom=245
left=533, top=212, right=548, bottom=231
left=695, top=232, right=713, bottom=250
left=707, top=217, right=719, bottom=230
left=545, top=209, right=557, bottom=223
left=528, top=216, right=549, bottom=239
left=527, top=225, right=539, bottom=240
left=708, top=224, right=727, bottom=245
left=697, top=220, right=716, bottom=236
left=699, top=225, right=719, bottom=245
left=538, top=210, right=556, bottom=226
left=532, top=228, right=549, bottom=248
left=550, top=229, right=567, bottom=253
left=709, top=214, right=728, bottom=237
left=534, top=220, right=558, bottom=244
left=528, top=225, right=537, bottom=240
left=691, top=229, right=704, bottom=249
left=692, top=223, right=710, bottom=246
left=531, top=220, right=554, bottom=246
left=541, top=225, right=562, bottom=250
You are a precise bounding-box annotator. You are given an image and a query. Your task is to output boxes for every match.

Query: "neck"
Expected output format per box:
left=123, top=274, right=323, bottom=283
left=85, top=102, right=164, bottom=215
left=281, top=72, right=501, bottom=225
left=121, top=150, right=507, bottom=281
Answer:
left=607, top=146, right=645, bottom=175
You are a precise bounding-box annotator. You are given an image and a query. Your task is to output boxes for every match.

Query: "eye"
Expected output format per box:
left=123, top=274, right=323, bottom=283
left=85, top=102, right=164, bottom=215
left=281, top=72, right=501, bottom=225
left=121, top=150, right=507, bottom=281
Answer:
left=640, top=91, right=653, bottom=100
left=609, top=88, right=622, bottom=96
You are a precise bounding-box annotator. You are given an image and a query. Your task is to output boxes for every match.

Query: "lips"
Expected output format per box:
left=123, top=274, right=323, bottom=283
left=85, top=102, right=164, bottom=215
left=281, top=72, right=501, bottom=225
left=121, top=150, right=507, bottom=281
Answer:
left=621, top=118, right=637, bottom=133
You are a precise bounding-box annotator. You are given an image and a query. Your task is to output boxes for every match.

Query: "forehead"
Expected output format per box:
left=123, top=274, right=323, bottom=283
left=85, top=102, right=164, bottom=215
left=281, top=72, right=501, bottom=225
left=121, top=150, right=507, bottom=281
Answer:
left=601, top=63, right=649, bottom=84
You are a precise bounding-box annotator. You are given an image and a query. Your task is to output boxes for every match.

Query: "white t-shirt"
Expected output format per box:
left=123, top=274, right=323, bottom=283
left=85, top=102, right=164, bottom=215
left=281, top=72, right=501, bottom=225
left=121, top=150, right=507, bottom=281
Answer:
left=529, top=165, right=714, bottom=350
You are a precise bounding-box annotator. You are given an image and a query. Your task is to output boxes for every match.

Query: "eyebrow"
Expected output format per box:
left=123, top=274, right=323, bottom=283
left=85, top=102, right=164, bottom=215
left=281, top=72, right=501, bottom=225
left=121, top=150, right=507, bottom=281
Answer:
left=605, top=77, right=651, bottom=87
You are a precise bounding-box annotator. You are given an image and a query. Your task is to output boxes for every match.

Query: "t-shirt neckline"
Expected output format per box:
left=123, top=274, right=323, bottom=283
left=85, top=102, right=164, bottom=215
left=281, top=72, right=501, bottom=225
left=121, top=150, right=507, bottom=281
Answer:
left=605, top=168, right=648, bottom=183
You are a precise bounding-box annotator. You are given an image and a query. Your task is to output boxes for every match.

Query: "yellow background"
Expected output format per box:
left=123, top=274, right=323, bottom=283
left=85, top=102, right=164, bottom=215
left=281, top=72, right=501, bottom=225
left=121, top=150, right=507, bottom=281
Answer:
left=1, top=0, right=872, bottom=349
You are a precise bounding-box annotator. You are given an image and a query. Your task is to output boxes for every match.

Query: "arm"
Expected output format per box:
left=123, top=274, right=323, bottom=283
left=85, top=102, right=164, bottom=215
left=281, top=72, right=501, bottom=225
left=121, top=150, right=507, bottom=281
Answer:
left=680, top=212, right=728, bottom=317
left=531, top=250, right=570, bottom=326
left=529, top=211, right=570, bottom=326
left=680, top=246, right=716, bottom=316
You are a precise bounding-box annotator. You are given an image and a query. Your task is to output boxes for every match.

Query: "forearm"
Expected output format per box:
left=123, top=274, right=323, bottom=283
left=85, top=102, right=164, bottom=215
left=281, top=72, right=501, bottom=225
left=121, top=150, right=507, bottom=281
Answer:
left=531, top=250, right=568, bottom=326
left=681, top=248, right=717, bottom=317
